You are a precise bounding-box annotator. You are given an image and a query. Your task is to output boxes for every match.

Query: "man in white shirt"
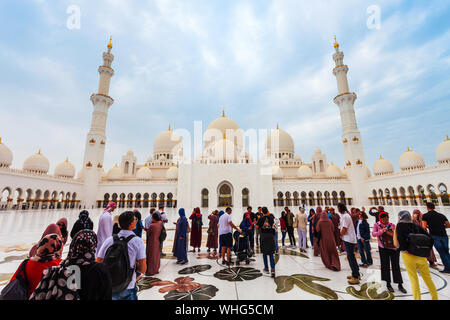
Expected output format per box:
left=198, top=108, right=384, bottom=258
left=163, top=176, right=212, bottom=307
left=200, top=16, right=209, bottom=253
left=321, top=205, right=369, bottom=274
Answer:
left=219, top=207, right=241, bottom=266
left=144, top=208, right=156, bottom=231
left=97, top=211, right=147, bottom=300
left=96, top=201, right=116, bottom=258
left=338, top=203, right=360, bottom=285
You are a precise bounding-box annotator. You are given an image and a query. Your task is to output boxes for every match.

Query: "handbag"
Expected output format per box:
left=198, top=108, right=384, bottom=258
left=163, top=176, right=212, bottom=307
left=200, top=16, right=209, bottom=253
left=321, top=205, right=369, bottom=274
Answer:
left=407, top=225, right=434, bottom=258
left=0, top=259, right=29, bottom=300
left=159, top=225, right=167, bottom=243
left=379, top=223, right=395, bottom=249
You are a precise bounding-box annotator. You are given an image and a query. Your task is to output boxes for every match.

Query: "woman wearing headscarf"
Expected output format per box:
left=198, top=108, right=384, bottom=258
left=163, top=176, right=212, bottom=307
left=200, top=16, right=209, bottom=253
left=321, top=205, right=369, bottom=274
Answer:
left=307, top=209, right=315, bottom=248
left=146, top=212, right=163, bottom=276
left=280, top=211, right=287, bottom=248
left=133, top=210, right=144, bottom=238
left=30, top=230, right=112, bottom=300
left=28, top=224, right=62, bottom=258
left=330, top=208, right=342, bottom=252
left=312, top=207, right=322, bottom=257
left=257, top=207, right=276, bottom=278
left=174, top=208, right=188, bottom=264
left=206, top=210, right=219, bottom=253
left=316, top=209, right=341, bottom=271
left=394, top=211, right=437, bottom=300
left=11, top=234, right=63, bottom=298
left=56, top=218, right=69, bottom=245
left=372, top=212, right=405, bottom=293
left=189, top=207, right=203, bottom=252
left=412, top=209, right=438, bottom=268
left=112, top=214, right=120, bottom=235
left=70, top=210, right=94, bottom=239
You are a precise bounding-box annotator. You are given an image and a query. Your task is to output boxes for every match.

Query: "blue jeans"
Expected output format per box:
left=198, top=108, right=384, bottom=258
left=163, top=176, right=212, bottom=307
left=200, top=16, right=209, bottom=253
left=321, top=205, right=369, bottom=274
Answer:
left=281, top=231, right=287, bottom=246
left=112, top=287, right=138, bottom=301
left=357, top=239, right=373, bottom=265
left=432, top=235, right=450, bottom=272
left=344, top=241, right=360, bottom=278
left=263, top=253, right=275, bottom=270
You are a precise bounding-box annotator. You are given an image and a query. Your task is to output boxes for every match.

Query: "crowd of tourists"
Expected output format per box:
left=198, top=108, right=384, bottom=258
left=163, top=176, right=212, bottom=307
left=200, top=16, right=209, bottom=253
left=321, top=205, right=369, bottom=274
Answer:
left=1, top=201, right=449, bottom=301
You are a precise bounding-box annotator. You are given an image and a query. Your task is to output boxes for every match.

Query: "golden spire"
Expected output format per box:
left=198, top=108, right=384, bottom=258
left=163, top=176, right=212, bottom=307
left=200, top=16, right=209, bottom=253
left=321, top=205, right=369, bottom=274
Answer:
left=446, top=134, right=449, bottom=141
left=223, top=131, right=226, bottom=140
left=222, top=107, right=225, bottom=118
left=37, top=149, right=41, bottom=155
left=334, top=35, right=339, bottom=49
left=407, top=146, right=411, bottom=152
left=168, top=123, right=171, bottom=131
left=107, top=36, right=113, bottom=50
left=277, top=122, right=279, bottom=130
left=65, top=157, right=69, bottom=162
left=379, top=155, right=383, bottom=160
left=114, top=163, right=118, bottom=168
left=0, top=137, right=2, bottom=144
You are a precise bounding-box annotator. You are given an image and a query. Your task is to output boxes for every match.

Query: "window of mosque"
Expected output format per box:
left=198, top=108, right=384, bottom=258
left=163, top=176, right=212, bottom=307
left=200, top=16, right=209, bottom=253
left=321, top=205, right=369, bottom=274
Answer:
left=408, top=186, right=417, bottom=206
left=417, top=185, right=427, bottom=205
left=218, top=184, right=232, bottom=207
left=427, top=185, right=439, bottom=205
left=439, top=184, right=449, bottom=206
left=242, top=188, right=249, bottom=207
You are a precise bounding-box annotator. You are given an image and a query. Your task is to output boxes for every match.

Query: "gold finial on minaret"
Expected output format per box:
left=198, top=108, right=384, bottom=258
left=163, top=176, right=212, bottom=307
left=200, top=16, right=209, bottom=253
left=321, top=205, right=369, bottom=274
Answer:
left=168, top=123, right=171, bottom=131
left=446, top=134, right=449, bottom=141
left=222, top=107, right=225, bottom=118
left=0, top=137, right=2, bottom=144
left=334, top=35, right=339, bottom=49
left=65, top=157, right=69, bottom=162
left=407, top=146, right=411, bottom=152
left=277, top=122, right=279, bottom=130
left=107, top=36, right=113, bottom=50
left=379, top=155, right=383, bottom=160
left=37, top=149, right=41, bottom=155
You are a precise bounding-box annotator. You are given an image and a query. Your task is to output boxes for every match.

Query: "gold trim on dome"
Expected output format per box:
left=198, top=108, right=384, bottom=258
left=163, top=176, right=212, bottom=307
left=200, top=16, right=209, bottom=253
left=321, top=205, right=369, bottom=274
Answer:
left=65, top=157, right=69, bottom=162
left=37, top=149, right=41, bottom=155
left=222, top=108, right=225, bottom=118
left=407, top=146, right=411, bottom=152
left=379, top=155, right=383, bottom=160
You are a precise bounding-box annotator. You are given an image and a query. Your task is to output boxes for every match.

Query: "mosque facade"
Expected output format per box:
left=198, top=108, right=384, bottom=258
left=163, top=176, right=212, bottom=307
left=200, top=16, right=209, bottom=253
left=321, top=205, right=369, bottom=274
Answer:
left=1, top=38, right=450, bottom=213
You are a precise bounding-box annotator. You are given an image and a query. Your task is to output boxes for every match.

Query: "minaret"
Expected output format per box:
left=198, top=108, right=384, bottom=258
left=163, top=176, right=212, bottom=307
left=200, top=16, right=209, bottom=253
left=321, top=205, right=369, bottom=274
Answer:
left=332, top=37, right=367, bottom=206
left=81, top=37, right=115, bottom=208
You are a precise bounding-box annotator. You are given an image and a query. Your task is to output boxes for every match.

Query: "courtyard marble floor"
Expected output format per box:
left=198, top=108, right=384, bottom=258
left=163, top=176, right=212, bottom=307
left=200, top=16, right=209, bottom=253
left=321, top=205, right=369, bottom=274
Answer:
left=1, top=228, right=449, bottom=300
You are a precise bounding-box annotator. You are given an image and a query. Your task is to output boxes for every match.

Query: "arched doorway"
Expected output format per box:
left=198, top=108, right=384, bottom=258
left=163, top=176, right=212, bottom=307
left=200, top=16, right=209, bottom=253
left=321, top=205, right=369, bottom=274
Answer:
left=218, top=182, right=233, bottom=207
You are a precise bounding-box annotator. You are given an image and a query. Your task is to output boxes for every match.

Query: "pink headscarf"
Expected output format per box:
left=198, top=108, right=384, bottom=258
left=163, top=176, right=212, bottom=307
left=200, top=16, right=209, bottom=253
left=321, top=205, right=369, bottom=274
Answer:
left=106, top=201, right=117, bottom=211
left=28, top=224, right=62, bottom=258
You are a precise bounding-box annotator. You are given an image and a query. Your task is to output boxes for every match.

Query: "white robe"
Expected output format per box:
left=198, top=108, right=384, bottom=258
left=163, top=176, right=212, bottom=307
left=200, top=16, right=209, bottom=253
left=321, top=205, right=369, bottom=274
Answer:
left=96, top=210, right=113, bottom=257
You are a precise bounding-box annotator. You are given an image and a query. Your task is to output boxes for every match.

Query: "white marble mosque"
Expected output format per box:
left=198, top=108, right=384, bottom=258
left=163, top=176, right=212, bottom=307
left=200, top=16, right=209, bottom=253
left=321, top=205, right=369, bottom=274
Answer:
left=0, top=37, right=449, bottom=300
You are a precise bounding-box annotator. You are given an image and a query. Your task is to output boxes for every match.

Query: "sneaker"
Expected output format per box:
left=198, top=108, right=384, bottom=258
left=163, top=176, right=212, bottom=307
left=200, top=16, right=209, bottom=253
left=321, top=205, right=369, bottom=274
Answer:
left=271, top=270, right=275, bottom=278
left=176, top=260, right=182, bottom=264
left=263, top=268, right=269, bottom=274
left=181, top=260, right=188, bottom=265
left=348, top=277, right=360, bottom=285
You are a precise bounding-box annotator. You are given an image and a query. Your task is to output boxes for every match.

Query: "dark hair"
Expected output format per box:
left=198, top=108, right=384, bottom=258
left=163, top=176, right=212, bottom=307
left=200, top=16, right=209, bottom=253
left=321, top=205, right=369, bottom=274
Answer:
left=337, top=203, right=347, bottom=213
left=134, top=211, right=142, bottom=221
left=158, top=205, right=164, bottom=209
left=426, top=202, right=435, bottom=210
left=379, top=212, right=388, bottom=220
left=226, top=207, right=232, bottom=213
left=378, top=206, right=384, bottom=211
left=262, top=207, right=269, bottom=214
left=280, top=211, right=285, bottom=218
left=257, top=206, right=261, bottom=209
left=119, top=211, right=136, bottom=230
left=247, top=206, right=252, bottom=210
left=152, top=213, right=161, bottom=221
left=150, top=208, right=156, bottom=214
left=309, top=208, right=315, bottom=215
left=360, top=211, right=368, bottom=220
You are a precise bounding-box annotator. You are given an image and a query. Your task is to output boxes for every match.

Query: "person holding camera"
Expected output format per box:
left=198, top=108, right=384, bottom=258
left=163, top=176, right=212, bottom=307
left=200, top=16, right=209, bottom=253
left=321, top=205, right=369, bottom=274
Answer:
left=372, top=212, right=406, bottom=293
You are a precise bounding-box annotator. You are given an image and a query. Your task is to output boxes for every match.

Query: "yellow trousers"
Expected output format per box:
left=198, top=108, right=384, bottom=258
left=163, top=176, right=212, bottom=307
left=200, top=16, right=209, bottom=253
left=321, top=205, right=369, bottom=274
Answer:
left=401, top=252, right=438, bottom=300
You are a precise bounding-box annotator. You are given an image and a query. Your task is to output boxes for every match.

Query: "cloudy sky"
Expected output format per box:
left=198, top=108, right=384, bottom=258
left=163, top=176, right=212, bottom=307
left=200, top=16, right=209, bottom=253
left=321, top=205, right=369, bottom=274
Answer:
left=1, top=0, right=449, bottom=174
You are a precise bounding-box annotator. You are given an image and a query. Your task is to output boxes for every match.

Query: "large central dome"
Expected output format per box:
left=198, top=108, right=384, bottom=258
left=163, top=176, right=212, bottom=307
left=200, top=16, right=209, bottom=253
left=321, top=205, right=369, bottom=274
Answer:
left=204, top=110, right=242, bottom=148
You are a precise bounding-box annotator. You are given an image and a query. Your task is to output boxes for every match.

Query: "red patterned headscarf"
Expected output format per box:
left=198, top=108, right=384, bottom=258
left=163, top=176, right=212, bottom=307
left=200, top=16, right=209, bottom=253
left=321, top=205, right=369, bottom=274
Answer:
left=31, top=234, right=63, bottom=262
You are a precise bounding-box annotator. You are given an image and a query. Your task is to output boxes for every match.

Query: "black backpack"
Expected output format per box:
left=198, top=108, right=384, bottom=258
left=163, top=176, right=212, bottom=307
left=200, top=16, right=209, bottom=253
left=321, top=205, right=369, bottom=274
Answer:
left=407, top=225, right=434, bottom=258
left=0, top=259, right=29, bottom=300
left=159, top=225, right=167, bottom=243
left=103, top=235, right=135, bottom=294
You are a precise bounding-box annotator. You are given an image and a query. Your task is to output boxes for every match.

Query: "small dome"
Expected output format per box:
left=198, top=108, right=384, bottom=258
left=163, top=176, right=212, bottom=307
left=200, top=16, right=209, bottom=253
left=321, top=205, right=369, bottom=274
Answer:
left=373, top=155, right=394, bottom=176
left=23, top=150, right=50, bottom=174
left=136, top=165, right=152, bottom=180
left=107, top=164, right=123, bottom=180
left=436, top=135, right=450, bottom=164
left=154, top=129, right=182, bottom=154
left=0, top=138, right=13, bottom=167
left=126, top=149, right=134, bottom=156
left=147, top=155, right=153, bottom=162
left=272, top=166, right=284, bottom=179
left=211, top=138, right=238, bottom=161
left=295, top=155, right=302, bottom=160
left=266, top=127, right=294, bottom=154
left=54, top=158, right=76, bottom=178
left=297, top=164, right=313, bottom=179
left=326, top=162, right=342, bottom=179
left=314, top=148, right=322, bottom=154
left=166, top=166, right=178, bottom=180
left=399, top=147, right=425, bottom=170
